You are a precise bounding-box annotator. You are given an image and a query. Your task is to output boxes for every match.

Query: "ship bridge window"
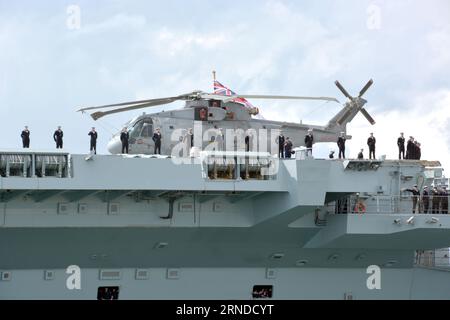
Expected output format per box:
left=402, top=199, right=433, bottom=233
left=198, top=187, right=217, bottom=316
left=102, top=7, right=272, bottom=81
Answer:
left=97, top=286, right=120, bottom=300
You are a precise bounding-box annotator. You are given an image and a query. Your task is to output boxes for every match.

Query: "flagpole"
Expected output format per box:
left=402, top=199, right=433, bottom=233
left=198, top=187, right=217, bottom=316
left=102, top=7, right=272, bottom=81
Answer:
left=212, top=70, right=216, bottom=82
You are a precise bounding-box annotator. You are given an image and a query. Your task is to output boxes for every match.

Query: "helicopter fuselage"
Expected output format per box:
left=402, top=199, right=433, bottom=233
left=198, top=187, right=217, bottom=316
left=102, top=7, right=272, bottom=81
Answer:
left=107, top=100, right=346, bottom=156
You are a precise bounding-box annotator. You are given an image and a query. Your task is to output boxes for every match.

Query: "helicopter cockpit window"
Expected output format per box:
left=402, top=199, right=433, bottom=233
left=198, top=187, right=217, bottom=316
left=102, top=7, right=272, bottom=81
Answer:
left=130, top=119, right=153, bottom=138
left=195, top=107, right=208, bottom=121
left=141, top=123, right=153, bottom=138
left=209, top=100, right=222, bottom=108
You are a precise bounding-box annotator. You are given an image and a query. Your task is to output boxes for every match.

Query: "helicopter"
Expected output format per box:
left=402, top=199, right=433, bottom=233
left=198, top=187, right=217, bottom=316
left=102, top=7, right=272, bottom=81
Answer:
left=77, top=79, right=375, bottom=156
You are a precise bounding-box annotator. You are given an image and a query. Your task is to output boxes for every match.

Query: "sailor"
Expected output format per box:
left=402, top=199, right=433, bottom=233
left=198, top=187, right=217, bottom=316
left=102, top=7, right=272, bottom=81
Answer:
left=406, top=136, right=415, bottom=159
left=329, top=150, right=335, bottom=159
left=432, top=186, right=440, bottom=214
left=245, top=130, right=250, bottom=152
left=441, top=186, right=448, bottom=214
left=337, top=132, right=346, bottom=159
left=120, top=127, right=129, bottom=154
left=422, top=186, right=430, bottom=214
left=357, top=149, right=364, bottom=160
left=284, top=137, right=293, bottom=159
left=403, top=185, right=420, bottom=214
left=152, top=128, right=162, bottom=155
left=184, top=127, right=194, bottom=147
left=304, top=129, right=314, bottom=156
left=88, top=127, right=98, bottom=154
left=21, top=126, right=30, bottom=148
left=278, top=132, right=285, bottom=158
left=182, top=128, right=194, bottom=156
left=415, top=141, right=421, bottom=160
left=53, top=126, right=64, bottom=149
left=397, top=132, right=405, bottom=159
left=367, top=133, right=376, bottom=160
left=216, top=128, right=225, bottom=151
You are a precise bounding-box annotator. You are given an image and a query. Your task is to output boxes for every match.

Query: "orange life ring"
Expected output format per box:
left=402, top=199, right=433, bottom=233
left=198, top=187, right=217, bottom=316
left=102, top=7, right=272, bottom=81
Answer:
left=354, top=201, right=366, bottom=213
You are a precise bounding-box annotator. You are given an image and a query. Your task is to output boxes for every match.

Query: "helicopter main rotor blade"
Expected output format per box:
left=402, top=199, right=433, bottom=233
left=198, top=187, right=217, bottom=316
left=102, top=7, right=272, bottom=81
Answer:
left=360, top=107, right=376, bottom=125
left=334, top=81, right=353, bottom=100
left=77, top=92, right=199, bottom=112
left=229, top=94, right=340, bottom=103
left=358, top=79, right=374, bottom=97
left=90, top=98, right=179, bottom=120
left=198, top=93, right=239, bottom=101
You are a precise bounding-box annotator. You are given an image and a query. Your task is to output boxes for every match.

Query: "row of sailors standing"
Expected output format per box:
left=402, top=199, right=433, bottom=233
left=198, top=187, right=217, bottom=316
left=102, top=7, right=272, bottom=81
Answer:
left=333, top=132, right=377, bottom=159
left=278, top=133, right=294, bottom=158
left=20, top=126, right=65, bottom=149
left=403, top=185, right=448, bottom=214
left=331, top=132, right=422, bottom=160
left=119, top=127, right=162, bottom=154
left=17, top=126, right=423, bottom=160
left=398, top=132, right=421, bottom=160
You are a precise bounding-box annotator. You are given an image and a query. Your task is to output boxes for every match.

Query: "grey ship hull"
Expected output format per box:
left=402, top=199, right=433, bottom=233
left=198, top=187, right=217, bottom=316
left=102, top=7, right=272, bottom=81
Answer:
left=0, top=151, right=449, bottom=299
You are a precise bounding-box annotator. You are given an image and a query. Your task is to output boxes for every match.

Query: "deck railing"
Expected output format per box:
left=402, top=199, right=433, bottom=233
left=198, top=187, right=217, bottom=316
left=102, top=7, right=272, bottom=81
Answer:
left=327, top=194, right=449, bottom=215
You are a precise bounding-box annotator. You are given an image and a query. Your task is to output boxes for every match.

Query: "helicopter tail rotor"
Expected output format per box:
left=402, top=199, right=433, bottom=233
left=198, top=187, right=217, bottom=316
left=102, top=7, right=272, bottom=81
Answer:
left=334, top=79, right=375, bottom=126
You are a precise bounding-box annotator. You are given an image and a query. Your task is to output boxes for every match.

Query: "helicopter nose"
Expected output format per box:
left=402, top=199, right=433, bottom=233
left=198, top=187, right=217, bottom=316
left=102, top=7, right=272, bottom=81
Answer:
left=107, top=137, right=122, bottom=154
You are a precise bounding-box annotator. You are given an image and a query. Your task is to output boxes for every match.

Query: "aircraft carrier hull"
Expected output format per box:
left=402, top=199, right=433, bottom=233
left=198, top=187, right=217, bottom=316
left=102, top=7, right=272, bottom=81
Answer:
left=0, top=151, right=449, bottom=299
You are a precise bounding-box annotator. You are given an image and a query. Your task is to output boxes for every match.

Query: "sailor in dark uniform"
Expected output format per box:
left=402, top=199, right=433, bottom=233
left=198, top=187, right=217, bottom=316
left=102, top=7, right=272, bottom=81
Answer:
left=422, top=186, right=430, bottom=214
left=245, top=131, right=250, bottom=152
left=88, top=127, right=98, bottom=154
left=442, top=186, right=448, bottom=214
left=21, top=126, right=30, bottom=148
left=357, top=149, right=364, bottom=160
left=367, top=133, right=376, bottom=160
left=53, top=126, right=64, bottom=149
left=337, top=132, right=346, bottom=159
left=403, top=185, right=420, bottom=214
left=415, top=141, right=421, bottom=160
left=152, top=128, right=162, bottom=154
left=397, top=132, right=405, bottom=159
left=432, top=186, right=440, bottom=213
left=304, top=129, right=314, bottom=156
left=284, top=137, right=293, bottom=159
left=278, top=133, right=285, bottom=158
left=406, top=136, right=415, bottom=159
left=120, top=127, right=129, bottom=154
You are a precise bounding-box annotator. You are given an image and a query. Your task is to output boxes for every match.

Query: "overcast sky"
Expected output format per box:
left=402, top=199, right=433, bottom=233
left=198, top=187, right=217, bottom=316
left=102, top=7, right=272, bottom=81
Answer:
left=1, top=0, right=449, bottom=171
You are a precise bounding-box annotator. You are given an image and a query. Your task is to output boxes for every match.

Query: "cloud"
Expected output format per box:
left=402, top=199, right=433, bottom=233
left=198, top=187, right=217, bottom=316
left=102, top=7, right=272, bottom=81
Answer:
left=151, top=27, right=230, bottom=57
left=76, top=13, right=147, bottom=35
left=427, top=27, right=450, bottom=69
